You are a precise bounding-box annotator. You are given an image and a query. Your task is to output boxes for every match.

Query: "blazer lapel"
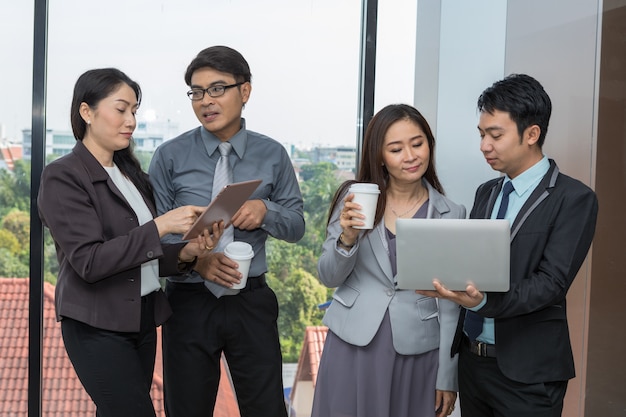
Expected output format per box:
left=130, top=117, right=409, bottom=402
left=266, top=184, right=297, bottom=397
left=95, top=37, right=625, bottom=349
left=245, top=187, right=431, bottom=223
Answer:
left=73, top=141, right=157, bottom=217
left=479, top=160, right=559, bottom=241
left=425, top=180, right=451, bottom=219
left=369, top=220, right=395, bottom=284
left=484, top=179, right=504, bottom=219
left=510, top=160, right=559, bottom=240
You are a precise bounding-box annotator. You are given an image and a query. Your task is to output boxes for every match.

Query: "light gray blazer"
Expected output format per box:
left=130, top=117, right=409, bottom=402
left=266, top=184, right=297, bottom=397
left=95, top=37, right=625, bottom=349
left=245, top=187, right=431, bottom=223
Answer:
left=318, top=180, right=466, bottom=391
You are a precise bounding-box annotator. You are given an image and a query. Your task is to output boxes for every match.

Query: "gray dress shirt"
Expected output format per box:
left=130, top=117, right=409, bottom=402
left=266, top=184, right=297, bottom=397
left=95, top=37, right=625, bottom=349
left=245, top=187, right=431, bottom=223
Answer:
left=148, top=119, right=305, bottom=283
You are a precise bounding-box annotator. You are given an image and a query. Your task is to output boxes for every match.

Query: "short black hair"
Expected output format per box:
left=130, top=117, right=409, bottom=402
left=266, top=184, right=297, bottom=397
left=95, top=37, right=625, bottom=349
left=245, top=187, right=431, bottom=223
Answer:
left=184, top=46, right=252, bottom=86
left=477, top=73, right=552, bottom=147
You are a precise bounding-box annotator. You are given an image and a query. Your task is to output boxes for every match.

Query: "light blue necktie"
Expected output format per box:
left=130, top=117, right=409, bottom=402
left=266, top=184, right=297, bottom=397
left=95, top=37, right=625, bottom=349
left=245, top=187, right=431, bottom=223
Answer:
left=464, top=181, right=514, bottom=340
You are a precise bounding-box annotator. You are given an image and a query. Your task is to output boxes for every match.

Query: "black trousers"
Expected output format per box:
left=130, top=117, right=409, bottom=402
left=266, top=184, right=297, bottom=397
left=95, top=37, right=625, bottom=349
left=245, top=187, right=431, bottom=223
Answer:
left=458, top=339, right=568, bottom=417
left=162, top=280, right=288, bottom=417
left=61, top=292, right=158, bottom=417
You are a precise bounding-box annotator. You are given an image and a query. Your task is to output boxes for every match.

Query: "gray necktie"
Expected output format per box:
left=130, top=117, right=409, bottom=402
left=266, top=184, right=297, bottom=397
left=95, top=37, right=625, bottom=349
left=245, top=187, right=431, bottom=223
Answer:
left=212, top=141, right=234, bottom=252
left=205, top=141, right=239, bottom=297
left=464, top=181, right=515, bottom=340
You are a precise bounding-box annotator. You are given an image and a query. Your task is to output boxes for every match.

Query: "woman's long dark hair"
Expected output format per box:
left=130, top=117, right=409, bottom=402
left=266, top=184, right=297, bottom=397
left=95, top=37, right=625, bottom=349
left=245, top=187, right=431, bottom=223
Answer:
left=327, top=104, right=444, bottom=228
left=70, top=68, right=154, bottom=204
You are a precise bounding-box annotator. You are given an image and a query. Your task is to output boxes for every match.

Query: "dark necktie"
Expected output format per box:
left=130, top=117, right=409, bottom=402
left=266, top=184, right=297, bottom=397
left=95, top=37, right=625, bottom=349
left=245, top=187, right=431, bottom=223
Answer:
left=464, top=181, right=514, bottom=340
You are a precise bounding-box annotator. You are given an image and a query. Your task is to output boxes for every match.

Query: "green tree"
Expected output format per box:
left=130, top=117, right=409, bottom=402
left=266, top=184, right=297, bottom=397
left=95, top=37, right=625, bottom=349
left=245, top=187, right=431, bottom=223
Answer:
left=0, top=160, right=31, bottom=217
left=0, top=218, right=30, bottom=278
left=0, top=248, right=29, bottom=278
left=266, top=160, right=344, bottom=361
left=2, top=209, right=30, bottom=248
left=0, top=162, right=32, bottom=277
left=0, top=210, right=31, bottom=272
left=267, top=267, right=327, bottom=362
left=267, top=238, right=318, bottom=281
left=0, top=229, right=21, bottom=255
left=299, top=162, right=341, bottom=259
left=0, top=161, right=58, bottom=281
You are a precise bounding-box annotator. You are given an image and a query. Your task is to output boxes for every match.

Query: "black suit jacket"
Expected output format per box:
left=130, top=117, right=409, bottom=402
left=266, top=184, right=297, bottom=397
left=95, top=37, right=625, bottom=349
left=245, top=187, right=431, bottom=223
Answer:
left=38, top=141, right=185, bottom=332
left=452, top=159, right=598, bottom=384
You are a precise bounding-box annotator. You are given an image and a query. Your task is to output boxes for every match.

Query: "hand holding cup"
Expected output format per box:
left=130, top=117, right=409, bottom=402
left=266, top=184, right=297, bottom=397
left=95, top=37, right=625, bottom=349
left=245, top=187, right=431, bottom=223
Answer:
left=347, top=183, right=380, bottom=230
left=223, top=242, right=254, bottom=290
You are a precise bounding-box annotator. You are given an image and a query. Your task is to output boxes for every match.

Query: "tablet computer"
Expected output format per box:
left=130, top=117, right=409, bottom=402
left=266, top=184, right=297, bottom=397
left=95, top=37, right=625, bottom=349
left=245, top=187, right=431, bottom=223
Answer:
left=395, top=218, right=510, bottom=291
left=181, top=179, right=262, bottom=241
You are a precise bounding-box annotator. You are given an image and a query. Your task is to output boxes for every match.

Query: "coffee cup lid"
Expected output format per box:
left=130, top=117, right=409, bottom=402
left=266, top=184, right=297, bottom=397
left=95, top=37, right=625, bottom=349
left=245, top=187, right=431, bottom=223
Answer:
left=349, top=183, right=380, bottom=193
left=224, top=241, right=254, bottom=259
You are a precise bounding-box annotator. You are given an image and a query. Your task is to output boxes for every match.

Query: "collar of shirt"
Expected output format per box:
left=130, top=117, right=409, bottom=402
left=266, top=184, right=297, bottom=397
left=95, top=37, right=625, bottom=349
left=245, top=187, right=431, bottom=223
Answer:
left=199, top=118, right=248, bottom=159
left=493, top=155, right=550, bottom=221
left=508, top=155, right=550, bottom=197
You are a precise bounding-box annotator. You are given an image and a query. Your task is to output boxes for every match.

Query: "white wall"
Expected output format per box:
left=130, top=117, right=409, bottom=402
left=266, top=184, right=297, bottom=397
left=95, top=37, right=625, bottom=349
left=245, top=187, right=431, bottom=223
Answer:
left=412, top=1, right=603, bottom=415
left=415, top=0, right=507, bottom=211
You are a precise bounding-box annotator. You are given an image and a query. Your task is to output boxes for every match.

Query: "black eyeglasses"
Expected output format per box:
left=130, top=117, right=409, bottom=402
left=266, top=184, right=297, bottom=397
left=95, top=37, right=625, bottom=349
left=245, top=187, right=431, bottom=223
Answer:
left=186, top=82, right=244, bottom=101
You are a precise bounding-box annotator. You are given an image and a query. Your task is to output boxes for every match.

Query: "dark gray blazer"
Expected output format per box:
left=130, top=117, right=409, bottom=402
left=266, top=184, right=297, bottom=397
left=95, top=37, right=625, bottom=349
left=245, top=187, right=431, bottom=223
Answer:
left=318, top=180, right=466, bottom=391
left=37, top=141, right=185, bottom=332
left=452, top=159, right=598, bottom=384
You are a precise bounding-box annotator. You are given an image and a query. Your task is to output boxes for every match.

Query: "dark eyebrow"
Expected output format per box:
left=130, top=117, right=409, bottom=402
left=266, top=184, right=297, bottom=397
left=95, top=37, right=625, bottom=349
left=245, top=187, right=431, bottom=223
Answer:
left=478, top=125, right=505, bottom=133
left=189, top=80, right=231, bottom=89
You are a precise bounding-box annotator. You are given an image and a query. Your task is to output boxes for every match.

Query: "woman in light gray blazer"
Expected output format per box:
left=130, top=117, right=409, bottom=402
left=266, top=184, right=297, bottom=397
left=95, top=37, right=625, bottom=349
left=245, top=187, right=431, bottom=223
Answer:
left=311, top=104, right=465, bottom=417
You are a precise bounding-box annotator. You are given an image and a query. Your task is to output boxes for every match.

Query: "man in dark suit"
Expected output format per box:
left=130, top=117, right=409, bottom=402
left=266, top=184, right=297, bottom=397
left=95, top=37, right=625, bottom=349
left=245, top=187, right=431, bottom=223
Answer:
left=420, top=74, right=598, bottom=416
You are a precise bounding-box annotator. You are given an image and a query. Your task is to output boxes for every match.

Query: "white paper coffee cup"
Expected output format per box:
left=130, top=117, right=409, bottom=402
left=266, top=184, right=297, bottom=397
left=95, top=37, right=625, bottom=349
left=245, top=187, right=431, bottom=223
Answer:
left=224, top=241, right=254, bottom=289
left=349, top=183, right=380, bottom=229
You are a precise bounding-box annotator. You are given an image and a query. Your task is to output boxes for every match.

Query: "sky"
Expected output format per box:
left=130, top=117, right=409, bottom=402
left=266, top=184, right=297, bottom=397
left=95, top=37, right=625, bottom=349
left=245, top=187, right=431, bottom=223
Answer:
left=1, top=0, right=417, bottom=149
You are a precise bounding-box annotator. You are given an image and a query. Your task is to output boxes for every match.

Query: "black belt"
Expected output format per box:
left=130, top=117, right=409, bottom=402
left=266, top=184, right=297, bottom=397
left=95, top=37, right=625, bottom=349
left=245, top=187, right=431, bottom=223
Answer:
left=465, top=336, right=497, bottom=358
left=168, top=274, right=267, bottom=294
left=239, top=274, right=267, bottom=293
left=141, top=289, right=159, bottom=303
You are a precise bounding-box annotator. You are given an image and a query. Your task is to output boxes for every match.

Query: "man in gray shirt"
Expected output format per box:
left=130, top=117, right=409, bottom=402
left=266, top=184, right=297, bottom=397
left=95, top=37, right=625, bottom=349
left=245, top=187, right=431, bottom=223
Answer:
left=148, top=46, right=304, bottom=417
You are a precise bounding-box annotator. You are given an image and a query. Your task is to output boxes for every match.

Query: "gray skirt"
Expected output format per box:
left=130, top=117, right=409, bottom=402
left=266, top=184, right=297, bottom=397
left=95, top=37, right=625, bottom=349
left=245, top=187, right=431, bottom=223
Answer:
left=311, top=310, right=438, bottom=417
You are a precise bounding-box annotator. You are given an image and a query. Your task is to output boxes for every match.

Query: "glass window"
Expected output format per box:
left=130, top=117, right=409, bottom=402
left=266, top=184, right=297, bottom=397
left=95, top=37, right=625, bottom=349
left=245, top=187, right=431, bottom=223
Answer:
left=15, top=1, right=618, bottom=416
left=0, top=0, right=34, bottom=414
left=40, top=0, right=362, bottom=410
left=374, top=0, right=417, bottom=110
left=0, top=7, right=33, bottom=271
left=0, top=3, right=33, bottom=148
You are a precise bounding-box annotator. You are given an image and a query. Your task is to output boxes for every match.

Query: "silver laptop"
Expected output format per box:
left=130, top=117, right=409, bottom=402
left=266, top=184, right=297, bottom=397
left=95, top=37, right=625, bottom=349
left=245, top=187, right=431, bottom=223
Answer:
left=395, top=218, right=510, bottom=291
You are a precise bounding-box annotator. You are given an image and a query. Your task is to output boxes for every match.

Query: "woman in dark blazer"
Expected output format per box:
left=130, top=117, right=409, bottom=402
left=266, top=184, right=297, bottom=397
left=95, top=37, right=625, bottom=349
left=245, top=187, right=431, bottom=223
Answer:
left=312, top=104, right=465, bottom=417
left=37, top=68, right=221, bottom=417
